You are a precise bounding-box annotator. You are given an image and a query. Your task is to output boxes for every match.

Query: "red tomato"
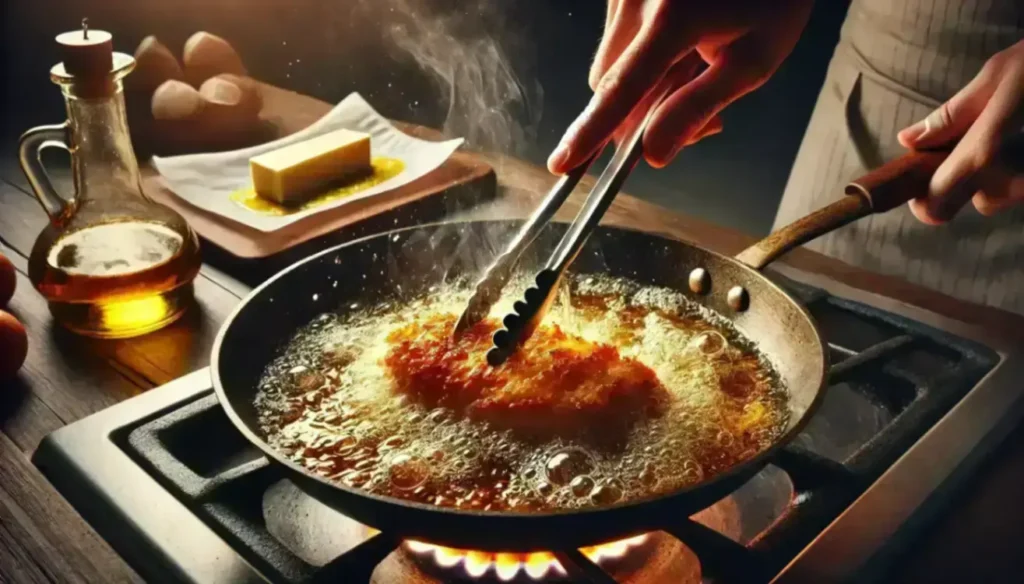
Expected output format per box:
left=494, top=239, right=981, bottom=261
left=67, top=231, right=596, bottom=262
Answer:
left=0, top=253, right=14, bottom=307
left=0, top=310, right=27, bottom=380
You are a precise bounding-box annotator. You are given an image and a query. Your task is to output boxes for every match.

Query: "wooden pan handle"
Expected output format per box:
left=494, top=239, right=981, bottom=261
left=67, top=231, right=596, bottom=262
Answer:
left=735, top=149, right=950, bottom=271
left=844, top=149, right=949, bottom=212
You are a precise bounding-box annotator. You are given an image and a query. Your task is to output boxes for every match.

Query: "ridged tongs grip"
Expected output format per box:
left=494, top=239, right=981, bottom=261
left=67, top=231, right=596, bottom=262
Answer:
left=452, top=155, right=596, bottom=335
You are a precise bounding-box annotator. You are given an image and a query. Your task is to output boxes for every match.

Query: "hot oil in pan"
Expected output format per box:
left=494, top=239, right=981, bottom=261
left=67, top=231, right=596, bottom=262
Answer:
left=254, top=274, right=789, bottom=512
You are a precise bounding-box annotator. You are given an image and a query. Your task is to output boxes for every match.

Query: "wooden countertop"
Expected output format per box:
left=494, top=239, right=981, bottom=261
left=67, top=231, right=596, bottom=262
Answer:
left=1, top=85, right=1023, bottom=583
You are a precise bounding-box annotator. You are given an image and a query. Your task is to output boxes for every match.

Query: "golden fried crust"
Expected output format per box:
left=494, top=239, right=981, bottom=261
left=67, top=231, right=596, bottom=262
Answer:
left=383, top=314, right=668, bottom=447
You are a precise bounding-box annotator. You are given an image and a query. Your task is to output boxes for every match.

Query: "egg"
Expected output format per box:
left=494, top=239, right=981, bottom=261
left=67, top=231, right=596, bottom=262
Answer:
left=151, top=80, right=205, bottom=121
left=129, top=36, right=185, bottom=95
left=0, top=311, right=27, bottom=380
left=0, top=253, right=15, bottom=307
left=151, top=76, right=265, bottom=153
left=182, top=32, right=247, bottom=88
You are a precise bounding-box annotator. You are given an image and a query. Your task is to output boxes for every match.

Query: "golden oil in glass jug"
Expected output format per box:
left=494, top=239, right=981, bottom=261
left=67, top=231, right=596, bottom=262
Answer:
left=19, top=22, right=201, bottom=338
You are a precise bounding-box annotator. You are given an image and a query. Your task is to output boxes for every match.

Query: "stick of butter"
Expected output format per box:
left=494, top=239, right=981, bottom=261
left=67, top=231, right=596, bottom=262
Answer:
left=249, top=129, right=371, bottom=205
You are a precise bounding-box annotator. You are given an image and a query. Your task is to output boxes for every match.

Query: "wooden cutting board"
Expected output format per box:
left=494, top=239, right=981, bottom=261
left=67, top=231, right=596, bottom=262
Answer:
left=142, top=82, right=497, bottom=259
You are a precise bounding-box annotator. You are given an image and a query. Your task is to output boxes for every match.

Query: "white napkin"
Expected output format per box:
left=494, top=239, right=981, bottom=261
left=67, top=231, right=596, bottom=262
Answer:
left=151, top=93, right=464, bottom=232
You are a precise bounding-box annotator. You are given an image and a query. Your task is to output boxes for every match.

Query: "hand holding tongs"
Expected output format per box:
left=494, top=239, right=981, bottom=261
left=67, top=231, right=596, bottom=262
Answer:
left=453, top=95, right=666, bottom=366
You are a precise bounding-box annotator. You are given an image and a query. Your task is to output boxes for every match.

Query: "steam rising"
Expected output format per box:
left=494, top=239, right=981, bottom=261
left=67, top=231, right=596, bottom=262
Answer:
left=355, top=0, right=547, bottom=279
left=364, top=0, right=543, bottom=157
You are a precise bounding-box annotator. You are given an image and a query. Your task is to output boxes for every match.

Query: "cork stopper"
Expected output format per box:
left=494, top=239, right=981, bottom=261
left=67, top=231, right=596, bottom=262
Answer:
left=56, top=19, right=114, bottom=79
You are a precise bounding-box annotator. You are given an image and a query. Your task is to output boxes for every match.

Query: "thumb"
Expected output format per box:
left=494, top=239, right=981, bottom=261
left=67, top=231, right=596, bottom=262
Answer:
left=898, top=63, right=1000, bottom=149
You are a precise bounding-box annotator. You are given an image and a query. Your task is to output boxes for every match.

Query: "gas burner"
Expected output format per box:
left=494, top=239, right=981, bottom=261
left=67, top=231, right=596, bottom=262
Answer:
left=31, top=270, right=1024, bottom=583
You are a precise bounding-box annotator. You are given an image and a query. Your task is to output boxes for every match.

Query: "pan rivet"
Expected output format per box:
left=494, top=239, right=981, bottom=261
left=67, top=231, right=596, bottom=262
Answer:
left=727, top=286, right=750, bottom=312
left=688, top=268, right=710, bottom=295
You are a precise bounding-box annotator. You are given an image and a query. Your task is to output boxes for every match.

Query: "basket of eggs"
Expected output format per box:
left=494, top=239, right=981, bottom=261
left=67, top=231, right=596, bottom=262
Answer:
left=0, top=252, right=27, bottom=381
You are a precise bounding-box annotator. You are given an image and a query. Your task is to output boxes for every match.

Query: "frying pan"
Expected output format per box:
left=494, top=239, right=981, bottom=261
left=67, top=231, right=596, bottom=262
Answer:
left=212, top=150, right=946, bottom=553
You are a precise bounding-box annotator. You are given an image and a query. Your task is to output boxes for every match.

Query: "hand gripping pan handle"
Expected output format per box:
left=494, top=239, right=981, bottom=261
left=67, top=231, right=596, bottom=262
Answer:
left=734, top=149, right=949, bottom=271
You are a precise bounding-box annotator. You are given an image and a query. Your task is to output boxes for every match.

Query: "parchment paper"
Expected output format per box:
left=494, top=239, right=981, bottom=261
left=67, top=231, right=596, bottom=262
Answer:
left=151, top=92, right=463, bottom=232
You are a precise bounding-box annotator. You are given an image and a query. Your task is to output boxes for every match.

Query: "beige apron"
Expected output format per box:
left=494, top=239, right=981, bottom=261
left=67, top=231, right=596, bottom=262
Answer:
left=774, top=0, right=1024, bottom=314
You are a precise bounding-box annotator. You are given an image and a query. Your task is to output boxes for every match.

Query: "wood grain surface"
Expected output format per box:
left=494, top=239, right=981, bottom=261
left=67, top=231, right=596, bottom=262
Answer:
left=0, top=84, right=1023, bottom=584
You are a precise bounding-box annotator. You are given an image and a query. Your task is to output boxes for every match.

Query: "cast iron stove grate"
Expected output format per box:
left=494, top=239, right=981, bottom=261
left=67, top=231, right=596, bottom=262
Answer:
left=33, top=275, right=1000, bottom=583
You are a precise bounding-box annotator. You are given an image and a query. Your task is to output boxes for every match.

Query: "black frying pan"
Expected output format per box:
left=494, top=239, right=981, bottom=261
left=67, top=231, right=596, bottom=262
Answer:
left=212, top=150, right=946, bottom=553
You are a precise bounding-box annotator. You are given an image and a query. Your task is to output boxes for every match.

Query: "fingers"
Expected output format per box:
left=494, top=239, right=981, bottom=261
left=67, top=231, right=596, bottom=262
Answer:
left=590, top=0, right=640, bottom=90
left=642, top=56, right=761, bottom=167
left=612, top=52, right=705, bottom=148
left=914, top=69, right=1024, bottom=223
left=182, top=32, right=247, bottom=88
left=910, top=160, right=1024, bottom=223
left=973, top=173, right=1024, bottom=216
left=549, top=25, right=688, bottom=173
left=897, top=62, right=1000, bottom=149
left=907, top=182, right=976, bottom=225
left=686, top=114, right=724, bottom=145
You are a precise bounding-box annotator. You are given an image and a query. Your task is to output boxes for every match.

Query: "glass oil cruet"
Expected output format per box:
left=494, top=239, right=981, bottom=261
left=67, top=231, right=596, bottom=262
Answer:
left=19, top=21, right=202, bottom=338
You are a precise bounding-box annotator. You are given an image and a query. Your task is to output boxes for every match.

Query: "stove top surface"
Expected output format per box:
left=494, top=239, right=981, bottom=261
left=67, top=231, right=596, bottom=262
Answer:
left=31, top=269, right=1024, bottom=583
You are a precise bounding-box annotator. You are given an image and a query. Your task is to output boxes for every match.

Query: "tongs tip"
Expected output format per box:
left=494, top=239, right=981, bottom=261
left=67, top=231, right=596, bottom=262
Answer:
left=487, top=269, right=560, bottom=366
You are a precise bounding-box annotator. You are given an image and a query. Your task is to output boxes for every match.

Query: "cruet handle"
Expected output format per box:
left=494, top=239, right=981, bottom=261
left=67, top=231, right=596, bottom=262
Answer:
left=18, top=122, right=75, bottom=222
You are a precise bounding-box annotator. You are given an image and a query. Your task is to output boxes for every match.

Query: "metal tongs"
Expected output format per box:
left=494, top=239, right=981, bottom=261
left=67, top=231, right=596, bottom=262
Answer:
left=453, top=100, right=662, bottom=366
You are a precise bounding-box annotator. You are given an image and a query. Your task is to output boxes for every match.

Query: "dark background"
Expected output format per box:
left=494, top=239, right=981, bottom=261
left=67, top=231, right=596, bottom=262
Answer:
left=2, top=0, right=851, bottom=236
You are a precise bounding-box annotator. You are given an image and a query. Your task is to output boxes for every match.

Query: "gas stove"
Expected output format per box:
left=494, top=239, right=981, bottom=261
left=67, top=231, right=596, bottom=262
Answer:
left=31, top=267, right=1024, bottom=583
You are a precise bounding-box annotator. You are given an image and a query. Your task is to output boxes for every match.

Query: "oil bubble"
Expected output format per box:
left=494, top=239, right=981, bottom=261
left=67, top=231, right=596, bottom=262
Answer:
left=388, top=454, right=429, bottom=490
left=682, top=460, right=704, bottom=482
left=545, top=448, right=595, bottom=486
left=590, top=479, right=624, bottom=505
left=570, top=475, right=595, bottom=497
left=535, top=481, right=555, bottom=497
left=348, top=447, right=373, bottom=462
left=690, top=331, right=727, bottom=357
left=337, top=436, right=359, bottom=453
left=379, top=436, right=406, bottom=451
left=340, top=470, right=371, bottom=488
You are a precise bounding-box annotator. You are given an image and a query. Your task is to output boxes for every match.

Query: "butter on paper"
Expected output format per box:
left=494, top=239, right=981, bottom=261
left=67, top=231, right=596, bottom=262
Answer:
left=152, top=93, right=464, bottom=233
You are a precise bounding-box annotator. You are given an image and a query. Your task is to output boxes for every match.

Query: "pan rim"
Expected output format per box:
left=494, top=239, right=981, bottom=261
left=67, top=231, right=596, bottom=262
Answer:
left=211, top=219, right=829, bottom=539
